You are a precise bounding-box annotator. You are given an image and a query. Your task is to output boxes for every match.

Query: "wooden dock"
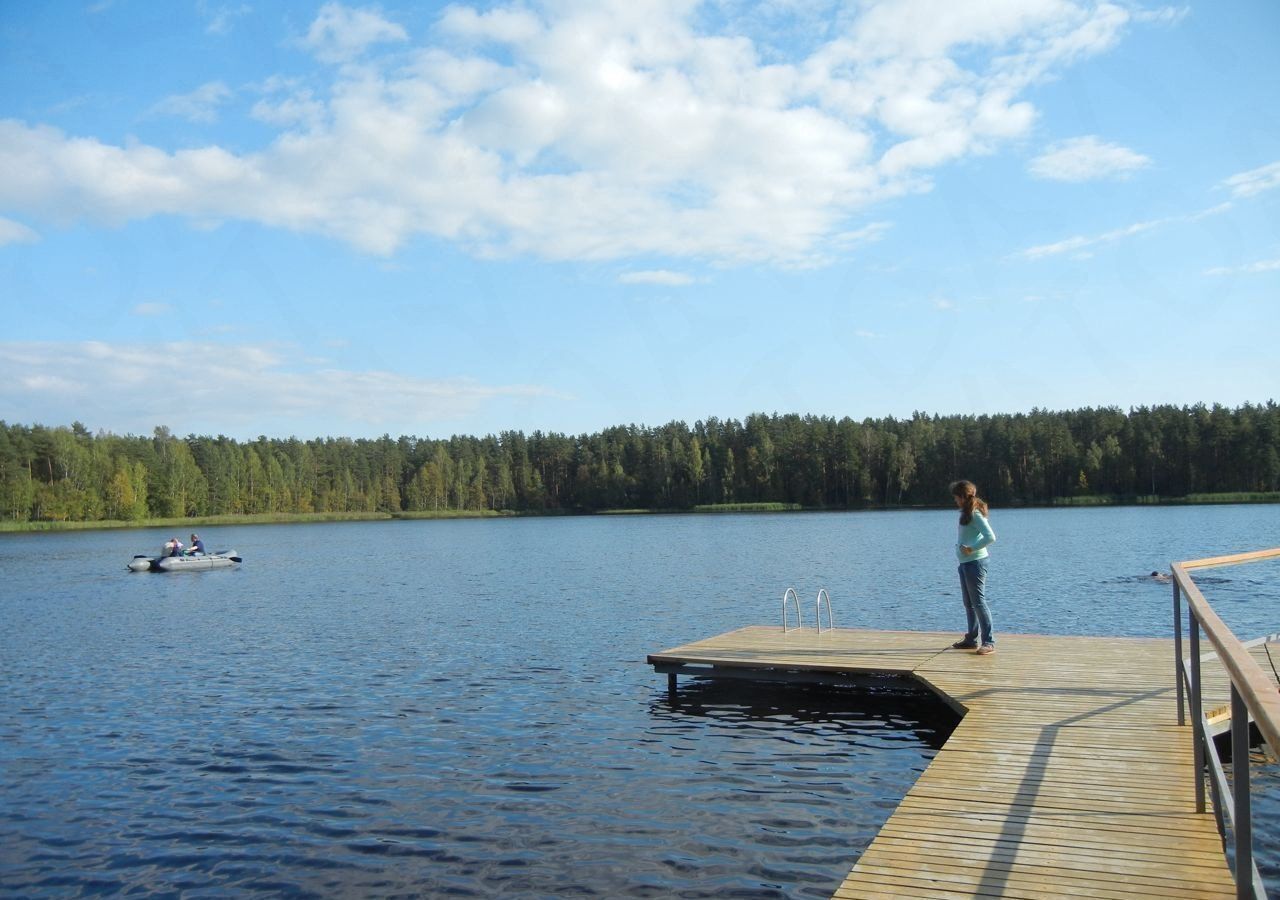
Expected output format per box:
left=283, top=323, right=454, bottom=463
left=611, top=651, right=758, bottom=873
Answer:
left=648, top=626, right=1245, bottom=899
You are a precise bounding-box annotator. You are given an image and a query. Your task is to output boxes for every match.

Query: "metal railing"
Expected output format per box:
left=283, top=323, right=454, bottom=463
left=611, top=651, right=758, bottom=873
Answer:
left=816, top=588, right=834, bottom=633
left=782, top=587, right=802, bottom=632
left=1173, top=547, right=1280, bottom=900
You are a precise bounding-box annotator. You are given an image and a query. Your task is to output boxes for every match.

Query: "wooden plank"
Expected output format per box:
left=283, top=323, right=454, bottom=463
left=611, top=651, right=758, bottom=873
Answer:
left=847, top=852, right=1234, bottom=899
left=1178, top=547, right=1280, bottom=570
left=863, top=832, right=1232, bottom=878
left=834, top=871, right=1038, bottom=900
left=853, top=850, right=1234, bottom=898
left=876, top=816, right=1228, bottom=861
left=932, top=746, right=1192, bottom=765
left=890, top=795, right=1221, bottom=837
left=919, top=753, right=1199, bottom=783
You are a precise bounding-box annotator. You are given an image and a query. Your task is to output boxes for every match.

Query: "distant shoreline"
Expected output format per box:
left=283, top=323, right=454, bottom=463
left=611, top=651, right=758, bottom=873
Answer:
left=2, top=492, right=1277, bottom=534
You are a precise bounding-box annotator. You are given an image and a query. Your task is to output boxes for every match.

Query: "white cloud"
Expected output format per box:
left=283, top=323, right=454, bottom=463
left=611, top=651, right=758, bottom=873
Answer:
left=132, top=302, right=174, bottom=316
left=199, top=1, right=252, bottom=36
left=0, top=1, right=1140, bottom=266
left=251, top=88, right=326, bottom=131
left=1020, top=202, right=1231, bottom=260
left=21, top=372, right=83, bottom=391
left=1221, top=160, right=1280, bottom=198
left=1204, top=258, right=1280, bottom=276
left=619, top=270, right=697, bottom=286
left=438, top=5, right=543, bottom=45
left=0, top=216, right=38, bottom=245
left=1028, top=135, right=1151, bottom=181
left=0, top=341, right=554, bottom=437
left=1022, top=219, right=1159, bottom=259
left=149, top=81, right=233, bottom=123
left=1133, top=6, right=1190, bottom=26
left=303, top=2, right=408, bottom=63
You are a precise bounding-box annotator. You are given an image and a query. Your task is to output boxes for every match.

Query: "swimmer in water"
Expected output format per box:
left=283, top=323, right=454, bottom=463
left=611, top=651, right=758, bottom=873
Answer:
left=1149, top=571, right=1171, bottom=583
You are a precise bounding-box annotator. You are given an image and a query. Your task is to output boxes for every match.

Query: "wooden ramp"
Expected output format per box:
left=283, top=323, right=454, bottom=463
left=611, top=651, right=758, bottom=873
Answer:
left=648, top=627, right=1238, bottom=899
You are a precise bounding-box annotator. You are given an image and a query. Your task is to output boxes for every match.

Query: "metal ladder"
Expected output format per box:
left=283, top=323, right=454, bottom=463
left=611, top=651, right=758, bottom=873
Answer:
left=781, top=587, right=835, bottom=633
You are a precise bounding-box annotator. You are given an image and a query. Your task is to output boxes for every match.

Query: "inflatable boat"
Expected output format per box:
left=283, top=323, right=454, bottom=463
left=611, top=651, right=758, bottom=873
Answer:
left=127, top=551, right=242, bottom=572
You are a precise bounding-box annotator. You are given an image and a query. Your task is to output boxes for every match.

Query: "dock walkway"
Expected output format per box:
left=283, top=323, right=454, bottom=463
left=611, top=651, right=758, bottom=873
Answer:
left=648, top=626, right=1242, bottom=899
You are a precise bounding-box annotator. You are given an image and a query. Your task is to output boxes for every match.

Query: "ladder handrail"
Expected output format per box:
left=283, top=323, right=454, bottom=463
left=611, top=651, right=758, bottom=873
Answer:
left=782, top=587, right=802, bottom=632
left=816, top=588, right=834, bottom=633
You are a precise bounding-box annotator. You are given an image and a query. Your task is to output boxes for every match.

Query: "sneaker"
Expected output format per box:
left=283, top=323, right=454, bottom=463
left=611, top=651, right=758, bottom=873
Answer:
left=951, top=639, right=978, bottom=649
left=976, top=644, right=996, bottom=655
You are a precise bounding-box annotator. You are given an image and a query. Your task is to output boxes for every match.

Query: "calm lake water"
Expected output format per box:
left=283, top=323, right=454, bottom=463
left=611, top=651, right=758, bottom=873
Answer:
left=2, top=505, right=1278, bottom=897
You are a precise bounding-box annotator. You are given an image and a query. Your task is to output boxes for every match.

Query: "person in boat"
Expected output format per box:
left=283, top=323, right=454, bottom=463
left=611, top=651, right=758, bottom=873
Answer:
left=188, top=533, right=205, bottom=556
left=164, top=537, right=183, bottom=557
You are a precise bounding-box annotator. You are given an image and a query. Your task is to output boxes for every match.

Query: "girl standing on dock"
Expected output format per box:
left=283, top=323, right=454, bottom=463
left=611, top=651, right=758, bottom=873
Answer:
left=950, top=480, right=997, bottom=655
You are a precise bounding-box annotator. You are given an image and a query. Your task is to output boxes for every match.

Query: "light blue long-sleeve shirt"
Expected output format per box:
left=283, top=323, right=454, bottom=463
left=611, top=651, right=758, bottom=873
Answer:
left=956, top=510, right=996, bottom=563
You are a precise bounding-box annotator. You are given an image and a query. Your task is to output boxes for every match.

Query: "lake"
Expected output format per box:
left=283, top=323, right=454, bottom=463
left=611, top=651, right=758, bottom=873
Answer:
left=2, top=505, right=1278, bottom=897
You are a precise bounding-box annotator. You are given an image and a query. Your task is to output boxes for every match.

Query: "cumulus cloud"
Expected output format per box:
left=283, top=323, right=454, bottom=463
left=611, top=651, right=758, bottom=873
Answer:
left=303, top=2, right=408, bottom=63
left=251, top=87, right=326, bottom=131
left=0, top=1, right=1140, bottom=266
left=1221, top=160, right=1280, bottom=198
left=0, top=341, right=553, bottom=437
left=1028, top=135, right=1151, bottom=181
left=0, top=216, right=38, bottom=245
left=149, top=81, right=233, bottom=123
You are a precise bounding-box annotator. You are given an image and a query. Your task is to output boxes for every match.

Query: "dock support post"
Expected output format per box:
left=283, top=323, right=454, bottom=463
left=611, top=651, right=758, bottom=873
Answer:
left=667, top=673, right=677, bottom=695
left=1190, top=617, right=1206, bottom=814
left=1231, top=686, right=1254, bottom=900
left=1174, top=579, right=1185, bottom=726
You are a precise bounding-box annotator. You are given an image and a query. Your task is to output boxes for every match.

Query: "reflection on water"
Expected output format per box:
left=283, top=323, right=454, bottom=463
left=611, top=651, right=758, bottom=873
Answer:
left=652, top=678, right=959, bottom=749
left=1, top=506, right=1277, bottom=896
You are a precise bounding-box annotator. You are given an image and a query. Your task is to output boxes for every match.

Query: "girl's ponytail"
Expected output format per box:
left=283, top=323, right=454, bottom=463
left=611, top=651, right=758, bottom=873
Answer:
left=950, top=479, right=988, bottom=525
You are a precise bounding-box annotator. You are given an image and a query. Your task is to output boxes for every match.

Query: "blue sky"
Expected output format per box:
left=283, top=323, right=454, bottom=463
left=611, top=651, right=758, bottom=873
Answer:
left=1, top=1, right=1277, bottom=441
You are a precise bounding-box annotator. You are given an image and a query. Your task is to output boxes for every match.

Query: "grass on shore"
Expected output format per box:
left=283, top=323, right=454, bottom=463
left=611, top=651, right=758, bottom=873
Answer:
left=0, top=508, right=531, bottom=533
left=3, top=492, right=1277, bottom=533
left=1051, top=491, right=1280, bottom=507
left=1182, top=491, right=1280, bottom=504
left=394, top=509, right=511, bottom=520
left=0, top=511, right=394, bottom=534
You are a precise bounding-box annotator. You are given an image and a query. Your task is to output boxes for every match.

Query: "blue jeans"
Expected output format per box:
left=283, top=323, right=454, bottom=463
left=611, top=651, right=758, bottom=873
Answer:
left=958, top=557, right=993, bottom=646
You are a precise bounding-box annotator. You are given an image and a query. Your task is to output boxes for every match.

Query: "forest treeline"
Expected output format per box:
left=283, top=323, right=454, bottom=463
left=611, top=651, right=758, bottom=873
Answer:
left=1, top=403, right=1278, bottom=523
